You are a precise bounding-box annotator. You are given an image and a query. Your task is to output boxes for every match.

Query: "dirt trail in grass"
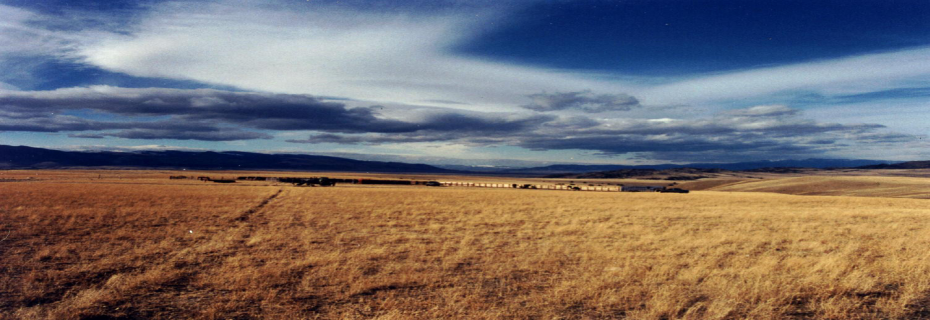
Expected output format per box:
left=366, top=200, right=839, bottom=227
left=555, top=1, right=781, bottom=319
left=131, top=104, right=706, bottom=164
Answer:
left=233, top=188, right=282, bottom=222
left=128, top=187, right=289, bottom=318
left=6, top=186, right=288, bottom=319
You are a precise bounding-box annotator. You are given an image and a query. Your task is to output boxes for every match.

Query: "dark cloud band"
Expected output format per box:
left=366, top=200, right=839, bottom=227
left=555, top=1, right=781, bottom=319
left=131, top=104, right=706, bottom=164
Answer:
left=522, top=90, right=641, bottom=113
left=0, top=86, right=916, bottom=161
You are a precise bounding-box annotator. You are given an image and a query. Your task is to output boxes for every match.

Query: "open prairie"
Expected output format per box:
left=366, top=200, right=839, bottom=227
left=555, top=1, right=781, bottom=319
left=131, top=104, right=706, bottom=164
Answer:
left=2, top=170, right=930, bottom=319
left=680, top=176, right=930, bottom=199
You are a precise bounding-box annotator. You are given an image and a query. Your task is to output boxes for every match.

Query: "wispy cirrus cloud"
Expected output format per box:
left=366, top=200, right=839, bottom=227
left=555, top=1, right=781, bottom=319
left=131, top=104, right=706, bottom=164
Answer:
left=3, top=0, right=930, bottom=112
left=5, top=0, right=930, bottom=113
left=641, top=47, right=930, bottom=106
left=59, top=0, right=930, bottom=111
left=71, top=1, right=621, bottom=111
left=0, top=81, right=18, bottom=90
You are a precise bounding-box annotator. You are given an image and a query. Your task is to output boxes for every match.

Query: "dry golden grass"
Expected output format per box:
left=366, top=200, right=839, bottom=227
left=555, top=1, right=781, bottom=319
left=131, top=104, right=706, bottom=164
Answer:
left=687, top=176, right=930, bottom=199
left=2, top=171, right=930, bottom=319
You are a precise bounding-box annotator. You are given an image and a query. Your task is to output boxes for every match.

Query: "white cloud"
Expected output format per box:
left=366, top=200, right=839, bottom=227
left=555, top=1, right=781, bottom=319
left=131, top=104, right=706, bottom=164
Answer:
left=641, top=47, right=930, bottom=105
left=0, top=4, right=102, bottom=87
left=8, top=0, right=929, bottom=115
left=803, top=98, right=930, bottom=136
left=59, top=144, right=209, bottom=152
left=75, top=1, right=623, bottom=112
left=0, top=4, right=74, bottom=55
left=0, top=81, right=18, bottom=91
left=0, top=4, right=37, bottom=54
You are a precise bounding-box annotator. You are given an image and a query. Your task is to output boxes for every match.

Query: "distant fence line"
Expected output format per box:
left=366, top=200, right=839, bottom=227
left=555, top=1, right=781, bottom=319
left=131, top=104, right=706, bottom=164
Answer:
left=177, top=175, right=678, bottom=192
left=438, top=182, right=622, bottom=192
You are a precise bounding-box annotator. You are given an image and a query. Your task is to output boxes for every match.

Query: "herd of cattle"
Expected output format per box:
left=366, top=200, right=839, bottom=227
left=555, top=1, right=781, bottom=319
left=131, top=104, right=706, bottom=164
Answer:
left=169, top=175, right=689, bottom=193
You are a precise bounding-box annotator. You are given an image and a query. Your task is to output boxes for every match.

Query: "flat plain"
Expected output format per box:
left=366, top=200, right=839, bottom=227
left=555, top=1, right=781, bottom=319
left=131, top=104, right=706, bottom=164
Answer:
left=2, top=170, right=930, bottom=319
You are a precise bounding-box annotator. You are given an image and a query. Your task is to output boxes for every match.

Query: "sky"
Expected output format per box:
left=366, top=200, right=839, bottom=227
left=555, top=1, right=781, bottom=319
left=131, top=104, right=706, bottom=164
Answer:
left=0, top=0, right=929, bottom=166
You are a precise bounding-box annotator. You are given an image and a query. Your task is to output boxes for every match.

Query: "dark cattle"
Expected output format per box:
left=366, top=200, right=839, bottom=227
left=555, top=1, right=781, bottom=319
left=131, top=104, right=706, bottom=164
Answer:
left=319, top=177, right=335, bottom=186
left=237, top=176, right=268, bottom=181
left=621, top=186, right=665, bottom=192
left=356, top=179, right=414, bottom=185
left=279, top=177, right=336, bottom=186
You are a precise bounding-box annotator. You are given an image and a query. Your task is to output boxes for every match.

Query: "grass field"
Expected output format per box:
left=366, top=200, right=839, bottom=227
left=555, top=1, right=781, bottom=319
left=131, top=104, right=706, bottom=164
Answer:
left=2, top=171, right=930, bottom=319
left=683, top=176, right=930, bottom=199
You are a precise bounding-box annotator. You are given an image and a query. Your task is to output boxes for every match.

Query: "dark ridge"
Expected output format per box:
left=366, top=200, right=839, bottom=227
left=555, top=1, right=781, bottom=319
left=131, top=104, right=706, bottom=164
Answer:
left=856, top=161, right=930, bottom=169
left=0, top=145, right=460, bottom=174
left=742, top=167, right=814, bottom=174
left=545, top=168, right=730, bottom=180
left=517, top=158, right=894, bottom=174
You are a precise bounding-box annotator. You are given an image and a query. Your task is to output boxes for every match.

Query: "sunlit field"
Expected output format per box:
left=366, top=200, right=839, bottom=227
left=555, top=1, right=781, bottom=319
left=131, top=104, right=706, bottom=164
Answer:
left=686, top=175, right=930, bottom=199
left=2, top=171, right=930, bottom=319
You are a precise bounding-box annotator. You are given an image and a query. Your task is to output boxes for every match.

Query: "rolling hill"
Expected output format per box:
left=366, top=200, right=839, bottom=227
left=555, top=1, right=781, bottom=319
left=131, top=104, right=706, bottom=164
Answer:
left=510, top=158, right=893, bottom=174
left=856, top=160, right=930, bottom=169
left=0, top=145, right=458, bottom=173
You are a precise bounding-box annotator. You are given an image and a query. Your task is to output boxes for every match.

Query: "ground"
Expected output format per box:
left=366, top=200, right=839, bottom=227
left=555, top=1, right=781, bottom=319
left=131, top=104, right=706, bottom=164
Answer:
left=1, top=170, right=930, bottom=319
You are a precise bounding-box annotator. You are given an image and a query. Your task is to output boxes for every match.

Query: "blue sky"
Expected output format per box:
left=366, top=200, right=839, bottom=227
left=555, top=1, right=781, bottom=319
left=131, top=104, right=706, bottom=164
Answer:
left=460, top=1, right=930, bottom=74
left=0, top=0, right=928, bottom=165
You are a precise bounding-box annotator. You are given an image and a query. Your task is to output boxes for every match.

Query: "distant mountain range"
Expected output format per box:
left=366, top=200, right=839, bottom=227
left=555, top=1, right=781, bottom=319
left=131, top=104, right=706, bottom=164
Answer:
left=503, top=158, right=897, bottom=174
left=0, top=145, right=457, bottom=173
left=0, top=145, right=907, bottom=174
left=855, top=161, right=930, bottom=169
left=539, top=160, right=925, bottom=180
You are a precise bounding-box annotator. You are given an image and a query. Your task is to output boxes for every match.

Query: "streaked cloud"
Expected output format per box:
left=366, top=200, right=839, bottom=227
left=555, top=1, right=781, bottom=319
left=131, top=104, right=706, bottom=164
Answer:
left=522, top=91, right=640, bottom=113
left=0, top=85, right=909, bottom=161
left=104, top=128, right=272, bottom=141
left=60, top=1, right=930, bottom=111
left=0, top=85, right=550, bottom=141
left=287, top=103, right=913, bottom=161
left=72, top=1, right=619, bottom=111
left=0, top=82, right=18, bottom=90
left=641, top=47, right=930, bottom=105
